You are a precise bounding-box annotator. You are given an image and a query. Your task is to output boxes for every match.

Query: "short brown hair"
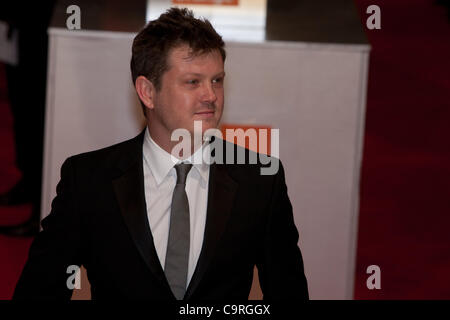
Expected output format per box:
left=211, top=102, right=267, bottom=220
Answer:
left=130, top=7, right=226, bottom=115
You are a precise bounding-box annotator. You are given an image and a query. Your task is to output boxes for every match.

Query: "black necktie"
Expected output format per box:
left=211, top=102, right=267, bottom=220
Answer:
left=164, top=163, right=192, bottom=300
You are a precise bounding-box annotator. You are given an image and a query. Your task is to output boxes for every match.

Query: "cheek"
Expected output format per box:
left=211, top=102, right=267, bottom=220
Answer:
left=216, top=90, right=225, bottom=108
left=182, top=92, right=197, bottom=109
left=216, top=86, right=224, bottom=98
left=170, top=90, right=195, bottom=112
left=161, top=89, right=191, bottom=118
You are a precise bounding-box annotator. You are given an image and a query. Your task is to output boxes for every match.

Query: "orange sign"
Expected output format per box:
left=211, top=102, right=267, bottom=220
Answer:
left=172, top=0, right=238, bottom=5
left=220, top=124, right=272, bottom=155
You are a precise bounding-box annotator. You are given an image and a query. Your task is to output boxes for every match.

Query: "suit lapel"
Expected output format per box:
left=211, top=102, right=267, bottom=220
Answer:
left=111, top=130, right=174, bottom=298
left=184, top=162, right=238, bottom=300
left=111, top=133, right=238, bottom=300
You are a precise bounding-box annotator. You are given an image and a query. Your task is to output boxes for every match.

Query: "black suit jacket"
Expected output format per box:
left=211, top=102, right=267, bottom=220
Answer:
left=13, top=130, right=308, bottom=300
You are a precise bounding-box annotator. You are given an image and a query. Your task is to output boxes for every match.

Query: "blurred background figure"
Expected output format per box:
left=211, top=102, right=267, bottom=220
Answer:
left=0, top=1, right=56, bottom=237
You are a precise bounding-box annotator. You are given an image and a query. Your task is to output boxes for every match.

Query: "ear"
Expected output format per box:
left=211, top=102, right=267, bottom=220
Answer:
left=135, top=76, right=156, bottom=110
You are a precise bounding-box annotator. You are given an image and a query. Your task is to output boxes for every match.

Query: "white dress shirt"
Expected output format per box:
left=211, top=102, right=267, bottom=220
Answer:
left=142, top=127, right=210, bottom=286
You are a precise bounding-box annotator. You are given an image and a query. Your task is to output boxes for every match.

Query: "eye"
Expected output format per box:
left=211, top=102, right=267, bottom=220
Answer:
left=187, top=79, right=199, bottom=85
left=212, top=77, right=224, bottom=84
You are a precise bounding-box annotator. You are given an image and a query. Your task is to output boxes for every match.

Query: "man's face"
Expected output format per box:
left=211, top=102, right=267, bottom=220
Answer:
left=150, top=45, right=225, bottom=141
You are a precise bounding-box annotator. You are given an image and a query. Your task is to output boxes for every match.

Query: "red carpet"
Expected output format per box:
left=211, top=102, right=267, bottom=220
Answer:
left=1, top=0, right=450, bottom=300
left=353, top=0, right=450, bottom=299
left=0, top=64, right=33, bottom=300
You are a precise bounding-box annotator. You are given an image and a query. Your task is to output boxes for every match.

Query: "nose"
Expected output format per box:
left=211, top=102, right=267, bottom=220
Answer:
left=200, top=82, right=217, bottom=104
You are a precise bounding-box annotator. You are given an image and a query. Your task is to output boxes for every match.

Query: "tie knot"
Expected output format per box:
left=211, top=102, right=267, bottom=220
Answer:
left=175, top=163, right=192, bottom=185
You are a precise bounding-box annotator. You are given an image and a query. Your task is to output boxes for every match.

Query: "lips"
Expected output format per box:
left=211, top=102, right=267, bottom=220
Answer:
left=194, top=110, right=215, bottom=118
left=195, top=110, right=215, bottom=115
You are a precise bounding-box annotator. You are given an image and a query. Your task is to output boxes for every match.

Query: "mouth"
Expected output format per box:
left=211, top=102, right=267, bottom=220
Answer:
left=194, top=110, right=215, bottom=118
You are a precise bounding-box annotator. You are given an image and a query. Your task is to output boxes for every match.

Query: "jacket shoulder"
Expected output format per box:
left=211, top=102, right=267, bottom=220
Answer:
left=218, top=139, right=284, bottom=182
left=64, top=130, right=145, bottom=173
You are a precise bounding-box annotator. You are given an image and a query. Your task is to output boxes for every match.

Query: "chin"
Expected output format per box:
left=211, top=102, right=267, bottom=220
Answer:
left=203, top=119, right=220, bottom=131
left=189, top=114, right=220, bottom=132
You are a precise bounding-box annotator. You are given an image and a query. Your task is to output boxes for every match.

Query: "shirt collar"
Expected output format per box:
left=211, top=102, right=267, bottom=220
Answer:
left=143, top=127, right=210, bottom=186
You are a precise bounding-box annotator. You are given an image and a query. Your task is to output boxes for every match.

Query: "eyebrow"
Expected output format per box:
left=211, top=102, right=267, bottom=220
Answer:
left=184, top=71, right=226, bottom=78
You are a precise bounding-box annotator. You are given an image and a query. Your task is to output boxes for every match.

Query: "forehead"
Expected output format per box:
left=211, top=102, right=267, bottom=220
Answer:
left=166, top=45, right=223, bottom=73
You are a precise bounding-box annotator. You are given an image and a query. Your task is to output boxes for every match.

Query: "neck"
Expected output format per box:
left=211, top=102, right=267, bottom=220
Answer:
left=146, top=124, right=204, bottom=160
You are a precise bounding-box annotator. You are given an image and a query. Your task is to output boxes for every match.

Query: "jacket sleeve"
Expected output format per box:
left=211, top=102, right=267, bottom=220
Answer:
left=256, top=160, right=309, bottom=300
left=13, top=157, right=83, bottom=300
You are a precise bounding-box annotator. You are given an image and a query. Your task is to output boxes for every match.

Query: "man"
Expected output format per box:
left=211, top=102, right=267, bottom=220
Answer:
left=13, top=8, right=308, bottom=300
